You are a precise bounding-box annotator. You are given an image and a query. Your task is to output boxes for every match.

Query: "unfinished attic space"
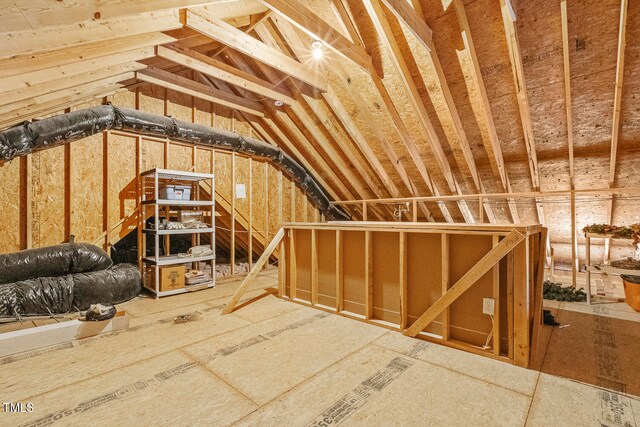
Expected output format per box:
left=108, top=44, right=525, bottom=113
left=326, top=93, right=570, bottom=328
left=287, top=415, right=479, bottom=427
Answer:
left=2, top=0, right=640, bottom=425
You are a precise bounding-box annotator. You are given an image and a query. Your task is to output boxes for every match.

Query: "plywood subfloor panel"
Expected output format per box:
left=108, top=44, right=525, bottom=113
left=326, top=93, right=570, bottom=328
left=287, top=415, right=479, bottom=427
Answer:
left=2, top=271, right=639, bottom=426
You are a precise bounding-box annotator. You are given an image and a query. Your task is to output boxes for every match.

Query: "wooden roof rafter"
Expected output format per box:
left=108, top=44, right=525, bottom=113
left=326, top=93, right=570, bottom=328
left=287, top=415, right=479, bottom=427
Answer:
left=499, top=0, right=546, bottom=227
left=378, top=2, right=497, bottom=223
left=362, top=0, right=475, bottom=223
left=255, top=20, right=404, bottom=201
left=451, top=0, right=519, bottom=223
left=239, top=29, right=376, bottom=200
left=330, top=0, right=366, bottom=47
left=605, top=0, right=629, bottom=260
left=382, top=0, right=497, bottom=223
left=211, top=53, right=378, bottom=211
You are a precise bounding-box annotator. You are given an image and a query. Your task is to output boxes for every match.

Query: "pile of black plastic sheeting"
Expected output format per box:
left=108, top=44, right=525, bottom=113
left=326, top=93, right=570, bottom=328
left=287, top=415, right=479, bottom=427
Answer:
left=0, top=243, right=141, bottom=317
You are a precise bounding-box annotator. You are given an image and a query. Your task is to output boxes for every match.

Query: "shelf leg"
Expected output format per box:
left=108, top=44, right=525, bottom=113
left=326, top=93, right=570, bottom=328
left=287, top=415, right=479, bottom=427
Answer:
left=586, top=236, right=591, bottom=304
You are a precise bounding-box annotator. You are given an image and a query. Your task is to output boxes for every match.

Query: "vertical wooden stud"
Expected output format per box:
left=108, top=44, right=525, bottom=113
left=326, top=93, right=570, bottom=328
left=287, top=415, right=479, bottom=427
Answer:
left=303, top=198, right=308, bottom=222
left=571, top=191, right=577, bottom=288
left=248, top=158, right=253, bottom=269
left=289, top=228, right=297, bottom=300
left=507, top=249, right=514, bottom=360
left=400, top=231, right=408, bottom=329
left=311, top=229, right=318, bottom=305
left=136, top=136, right=143, bottom=273
left=412, top=199, right=418, bottom=222
left=365, top=230, right=373, bottom=319
left=278, top=171, right=284, bottom=227
left=336, top=229, right=343, bottom=311
left=103, top=130, right=110, bottom=254
left=264, top=162, right=269, bottom=269
left=20, top=154, right=33, bottom=249
left=513, top=238, right=530, bottom=367
left=231, top=151, right=236, bottom=276
left=64, top=143, right=72, bottom=241
left=278, top=237, right=286, bottom=297
left=291, top=182, right=296, bottom=222
left=492, top=235, right=501, bottom=356
left=441, top=233, right=450, bottom=340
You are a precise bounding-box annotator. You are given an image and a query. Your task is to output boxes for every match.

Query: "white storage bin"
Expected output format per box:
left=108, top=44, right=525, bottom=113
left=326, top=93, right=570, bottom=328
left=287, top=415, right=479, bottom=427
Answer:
left=159, top=185, right=191, bottom=200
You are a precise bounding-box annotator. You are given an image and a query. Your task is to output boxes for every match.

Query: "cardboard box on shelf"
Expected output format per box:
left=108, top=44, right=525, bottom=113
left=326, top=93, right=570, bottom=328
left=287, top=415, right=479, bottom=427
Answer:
left=146, top=265, right=186, bottom=292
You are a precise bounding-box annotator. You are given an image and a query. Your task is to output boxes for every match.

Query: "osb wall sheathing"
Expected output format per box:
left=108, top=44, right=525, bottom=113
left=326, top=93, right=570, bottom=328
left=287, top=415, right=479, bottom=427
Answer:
left=0, top=84, right=318, bottom=257
left=251, top=159, right=266, bottom=235
left=70, top=102, right=103, bottom=243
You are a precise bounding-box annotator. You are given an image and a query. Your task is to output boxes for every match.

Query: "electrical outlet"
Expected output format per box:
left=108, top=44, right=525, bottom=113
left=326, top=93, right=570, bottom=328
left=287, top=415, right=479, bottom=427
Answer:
left=482, top=298, right=495, bottom=315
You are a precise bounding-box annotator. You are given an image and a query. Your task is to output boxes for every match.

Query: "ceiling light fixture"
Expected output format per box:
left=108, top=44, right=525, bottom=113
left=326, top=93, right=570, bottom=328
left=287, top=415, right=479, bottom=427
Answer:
left=311, top=40, right=323, bottom=59
left=274, top=100, right=284, bottom=107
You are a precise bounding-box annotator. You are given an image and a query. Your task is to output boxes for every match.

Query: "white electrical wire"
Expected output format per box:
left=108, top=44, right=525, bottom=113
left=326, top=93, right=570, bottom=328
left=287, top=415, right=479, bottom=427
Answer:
left=482, top=314, right=495, bottom=350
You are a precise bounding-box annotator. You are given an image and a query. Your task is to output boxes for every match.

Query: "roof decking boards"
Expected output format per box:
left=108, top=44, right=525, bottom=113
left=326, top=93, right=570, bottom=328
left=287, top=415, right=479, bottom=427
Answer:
left=0, top=0, right=638, bottom=268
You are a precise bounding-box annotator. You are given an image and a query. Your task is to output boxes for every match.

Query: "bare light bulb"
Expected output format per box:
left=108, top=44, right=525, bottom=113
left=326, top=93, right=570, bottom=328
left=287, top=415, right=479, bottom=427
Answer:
left=311, top=40, right=323, bottom=59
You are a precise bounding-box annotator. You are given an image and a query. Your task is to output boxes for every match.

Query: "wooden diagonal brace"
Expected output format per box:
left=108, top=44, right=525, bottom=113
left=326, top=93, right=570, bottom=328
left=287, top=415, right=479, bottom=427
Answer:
left=404, top=230, right=525, bottom=337
left=222, top=228, right=286, bottom=314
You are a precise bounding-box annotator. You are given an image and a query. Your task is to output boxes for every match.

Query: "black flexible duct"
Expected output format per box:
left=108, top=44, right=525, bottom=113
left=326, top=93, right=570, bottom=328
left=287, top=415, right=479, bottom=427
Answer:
left=0, top=105, right=350, bottom=220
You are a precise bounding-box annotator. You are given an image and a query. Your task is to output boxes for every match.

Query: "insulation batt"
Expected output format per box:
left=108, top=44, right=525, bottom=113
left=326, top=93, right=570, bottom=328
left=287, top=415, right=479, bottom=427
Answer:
left=0, top=105, right=350, bottom=221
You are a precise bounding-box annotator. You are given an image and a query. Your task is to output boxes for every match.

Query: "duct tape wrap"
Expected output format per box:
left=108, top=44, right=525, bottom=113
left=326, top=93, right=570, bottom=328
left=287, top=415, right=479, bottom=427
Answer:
left=0, top=105, right=349, bottom=220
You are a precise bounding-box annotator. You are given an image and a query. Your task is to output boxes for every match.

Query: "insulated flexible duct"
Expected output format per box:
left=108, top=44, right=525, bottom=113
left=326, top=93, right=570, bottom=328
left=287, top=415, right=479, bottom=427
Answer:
left=0, top=105, right=350, bottom=220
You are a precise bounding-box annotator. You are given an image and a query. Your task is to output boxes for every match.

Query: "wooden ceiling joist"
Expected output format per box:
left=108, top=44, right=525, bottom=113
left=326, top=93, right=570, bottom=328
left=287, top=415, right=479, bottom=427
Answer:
left=185, top=9, right=327, bottom=91
left=1, top=47, right=155, bottom=95
left=0, top=76, right=137, bottom=129
left=2, top=10, right=182, bottom=60
left=254, top=24, right=400, bottom=219
left=257, top=0, right=373, bottom=73
left=0, top=62, right=146, bottom=109
left=136, top=67, right=265, bottom=116
left=157, top=45, right=295, bottom=105
left=5, top=0, right=222, bottom=32
left=209, top=10, right=274, bottom=58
